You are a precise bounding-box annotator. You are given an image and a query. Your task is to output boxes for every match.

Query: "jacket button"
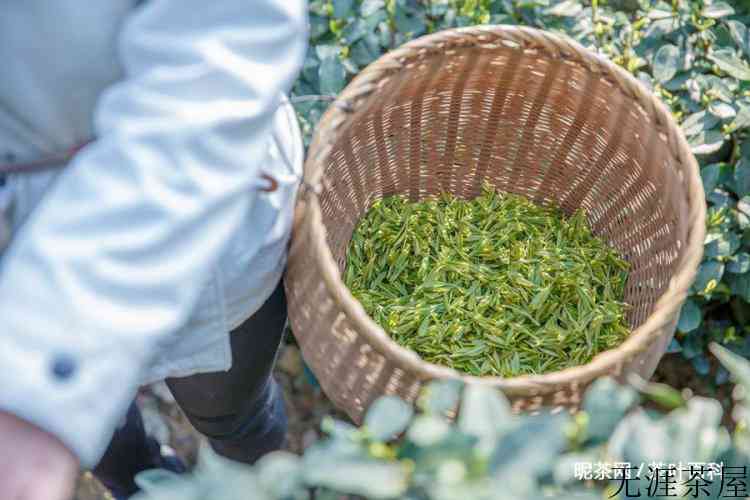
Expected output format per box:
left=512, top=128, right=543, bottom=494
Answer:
left=51, top=355, right=77, bottom=380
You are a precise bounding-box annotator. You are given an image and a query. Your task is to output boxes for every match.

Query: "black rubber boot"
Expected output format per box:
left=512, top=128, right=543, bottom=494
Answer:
left=93, top=402, right=186, bottom=499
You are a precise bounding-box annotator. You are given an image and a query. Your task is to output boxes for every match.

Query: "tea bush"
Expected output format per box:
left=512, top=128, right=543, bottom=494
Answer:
left=132, top=343, right=750, bottom=500
left=291, top=0, right=750, bottom=386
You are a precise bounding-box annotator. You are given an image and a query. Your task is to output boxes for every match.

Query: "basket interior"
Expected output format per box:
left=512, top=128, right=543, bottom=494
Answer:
left=315, top=44, right=689, bottom=333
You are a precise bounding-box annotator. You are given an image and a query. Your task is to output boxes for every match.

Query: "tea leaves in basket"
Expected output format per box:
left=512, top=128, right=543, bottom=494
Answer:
left=344, top=184, right=631, bottom=377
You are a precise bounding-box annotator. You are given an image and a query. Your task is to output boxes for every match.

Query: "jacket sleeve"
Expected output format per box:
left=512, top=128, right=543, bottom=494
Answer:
left=0, top=0, right=307, bottom=468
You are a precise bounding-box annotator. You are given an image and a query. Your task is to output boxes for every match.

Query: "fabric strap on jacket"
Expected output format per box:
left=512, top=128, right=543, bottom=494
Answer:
left=0, top=141, right=92, bottom=175
left=0, top=139, right=279, bottom=192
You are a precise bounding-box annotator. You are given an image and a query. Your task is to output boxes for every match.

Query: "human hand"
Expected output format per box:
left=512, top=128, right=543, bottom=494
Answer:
left=0, top=410, right=79, bottom=500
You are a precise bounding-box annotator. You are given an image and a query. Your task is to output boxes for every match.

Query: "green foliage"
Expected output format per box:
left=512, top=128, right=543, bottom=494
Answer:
left=344, top=186, right=630, bottom=377
left=134, top=3, right=750, bottom=496
left=293, top=0, right=750, bottom=386
left=133, top=343, right=750, bottom=500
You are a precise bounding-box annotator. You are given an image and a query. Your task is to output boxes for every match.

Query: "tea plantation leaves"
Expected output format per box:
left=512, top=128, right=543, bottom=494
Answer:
left=653, top=43, right=680, bottom=82
left=677, top=297, right=702, bottom=332
left=292, top=0, right=750, bottom=387
left=365, top=395, right=414, bottom=440
left=132, top=347, right=750, bottom=500
left=581, top=376, right=639, bottom=442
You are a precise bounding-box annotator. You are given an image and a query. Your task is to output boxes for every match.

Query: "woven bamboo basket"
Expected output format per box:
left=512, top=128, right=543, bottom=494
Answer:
left=284, top=25, right=705, bottom=422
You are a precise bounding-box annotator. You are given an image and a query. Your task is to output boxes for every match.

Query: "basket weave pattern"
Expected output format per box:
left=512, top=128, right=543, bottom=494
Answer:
left=285, top=26, right=705, bottom=421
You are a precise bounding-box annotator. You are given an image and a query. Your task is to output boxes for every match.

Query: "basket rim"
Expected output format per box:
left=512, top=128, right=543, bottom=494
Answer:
left=298, top=25, right=707, bottom=395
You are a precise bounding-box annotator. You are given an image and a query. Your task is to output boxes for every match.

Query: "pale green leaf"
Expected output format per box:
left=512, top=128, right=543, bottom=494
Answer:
left=648, top=4, right=674, bottom=20
left=689, top=129, right=725, bottom=155
left=705, top=231, right=741, bottom=258
left=682, top=110, right=720, bottom=137
left=728, top=252, right=750, bottom=274
left=711, top=343, right=750, bottom=394
left=394, top=4, right=426, bottom=35
left=318, top=56, right=347, bottom=95
left=361, top=0, right=386, bottom=17
left=303, top=458, right=409, bottom=499
left=420, top=379, right=463, bottom=415
left=256, top=452, right=303, bottom=499
left=677, top=298, right=702, bottom=332
left=333, top=0, right=355, bottom=19
left=582, top=377, right=639, bottom=442
left=545, top=0, right=583, bottom=17
left=735, top=156, right=750, bottom=196
left=701, top=163, right=730, bottom=194
left=458, top=384, right=513, bottom=443
left=702, top=2, right=735, bottom=18
left=734, top=102, right=750, bottom=129
left=709, top=101, right=736, bottom=120
left=341, top=19, right=368, bottom=44
left=406, top=415, right=451, bottom=447
left=636, top=380, right=686, bottom=410
left=653, top=44, right=680, bottom=83
left=693, top=260, right=725, bottom=293
left=134, top=469, right=184, bottom=493
left=728, top=20, right=750, bottom=58
left=364, top=395, right=414, bottom=440
left=490, top=413, right=569, bottom=477
left=728, top=272, right=750, bottom=301
left=708, top=49, right=750, bottom=80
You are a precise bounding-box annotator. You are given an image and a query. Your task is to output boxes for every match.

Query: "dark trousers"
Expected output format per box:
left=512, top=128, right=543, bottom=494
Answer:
left=93, top=281, right=288, bottom=496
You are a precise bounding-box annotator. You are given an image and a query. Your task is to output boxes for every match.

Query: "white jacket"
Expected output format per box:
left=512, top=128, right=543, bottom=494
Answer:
left=0, top=0, right=307, bottom=468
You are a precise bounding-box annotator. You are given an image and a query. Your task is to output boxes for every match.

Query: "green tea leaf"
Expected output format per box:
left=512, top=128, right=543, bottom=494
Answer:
left=682, top=110, right=720, bottom=137
left=459, top=384, right=513, bottom=442
left=689, top=129, right=726, bottom=155
left=582, top=377, right=639, bottom=442
left=677, top=298, right=702, bottom=332
left=735, top=156, right=750, bottom=197
left=709, top=101, right=736, bottom=120
left=702, top=2, right=735, bottom=18
left=332, top=0, right=355, bottom=19
left=711, top=343, right=750, bottom=407
left=728, top=20, right=750, bottom=58
left=728, top=252, right=750, bottom=274
left=490, top=413, right=569, bottom=477
left=361, top=0, right=386, bottom=17
left=708, top=49, right=750, bottom=80
left=365, top=396, right=414, bottom=440
left=734, top=101, right=750, bottom=129
left=693, top=260, right=725, bottom=294
left=653, top=44, right=680, bottom=83
left=302, top=458, right=409, bottom=498
left=406, top=415, right=451, bottom=447
left=135, top=470, right=184, bottom=492
left=701, top=163, right=730, bottom=194
left=728, top=272, right=750, bottom=301
left=394, top=4, right=426, bottom=35
left=256, top=452, right=303, bottom=499
left=545, top=0, right=582, bottom=17
left=318, top=56, right=347, bottom=95
left=638, top=381, right=686, bottom=410
left=705, top=231, right=741, bottom=258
